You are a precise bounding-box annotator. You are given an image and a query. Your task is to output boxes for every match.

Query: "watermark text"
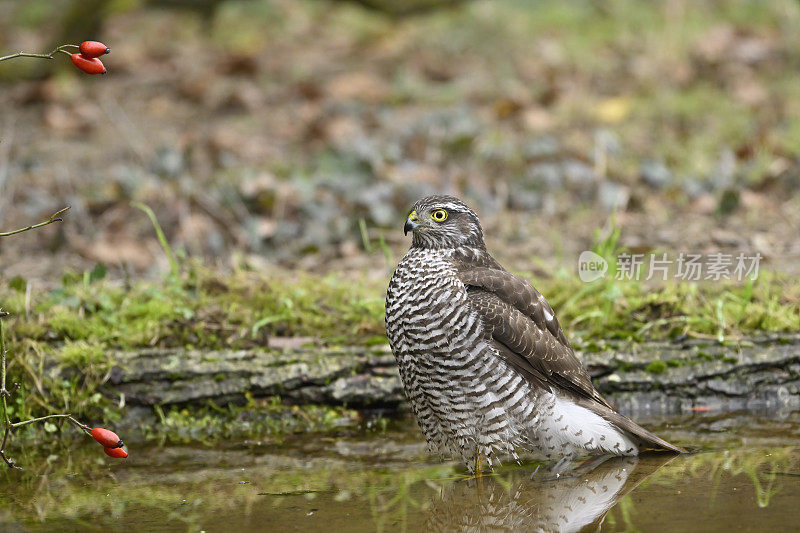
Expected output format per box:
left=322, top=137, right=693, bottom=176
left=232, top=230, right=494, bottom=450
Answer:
left=578, top=252, right=761, bottom=282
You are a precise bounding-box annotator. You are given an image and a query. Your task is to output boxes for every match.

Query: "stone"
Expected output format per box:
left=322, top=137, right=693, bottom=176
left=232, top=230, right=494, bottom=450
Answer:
left=640, top=159, right=673, bottom=188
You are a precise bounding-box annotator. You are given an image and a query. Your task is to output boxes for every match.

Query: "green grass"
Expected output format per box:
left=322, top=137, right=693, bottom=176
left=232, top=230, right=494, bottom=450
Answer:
left=538, top=226, right=799, bottom=345
left=0, top=257, right=797, bottom=432
left=0, top=262, right=388, bottom=433
left=2, top=266, right=386, bottom=352
left=544, top=271, right=799, bottom=346
left=2, top=260, right=797, bottom=357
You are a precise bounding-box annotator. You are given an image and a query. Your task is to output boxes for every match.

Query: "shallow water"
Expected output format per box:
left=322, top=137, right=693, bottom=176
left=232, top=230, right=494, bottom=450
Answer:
left=2, top=411, right=800, bottom=532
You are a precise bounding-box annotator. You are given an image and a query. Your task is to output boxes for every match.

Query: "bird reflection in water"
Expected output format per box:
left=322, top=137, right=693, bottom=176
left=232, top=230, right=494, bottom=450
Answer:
left=424, top=454, right=675, bottom=532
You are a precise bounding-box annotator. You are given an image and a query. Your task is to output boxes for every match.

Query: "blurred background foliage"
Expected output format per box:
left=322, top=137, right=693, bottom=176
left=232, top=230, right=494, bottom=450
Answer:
left=0, top=0, right=798, bottom=280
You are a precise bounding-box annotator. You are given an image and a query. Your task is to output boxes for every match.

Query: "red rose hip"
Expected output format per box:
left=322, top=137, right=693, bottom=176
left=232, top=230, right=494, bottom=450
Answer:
left=91, top=427, right=123, bottom=448
left=103, top=446, right=128, bottom=459
left=79, top=41, right=110, bottom=58
left=70, top=53, right=106, bottom=75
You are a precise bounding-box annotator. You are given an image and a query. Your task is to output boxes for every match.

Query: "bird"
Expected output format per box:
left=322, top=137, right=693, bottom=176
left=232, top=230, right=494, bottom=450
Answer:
left=425, top=455, right=675, bottom=532
left=385, top=195, right=685, bottom=474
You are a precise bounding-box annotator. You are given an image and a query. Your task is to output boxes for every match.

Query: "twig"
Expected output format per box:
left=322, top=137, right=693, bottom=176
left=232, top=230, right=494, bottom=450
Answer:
left=0, top=45, right=77, bottom=63
left=0, top=314, right=11, bottom=426
left=0, top=206, right=70, bottom=237
left=11, top=413, right=91, bottom=433
left=0, top=426, right=19, bottom=469
left=0, top=315, right=20, bottom=469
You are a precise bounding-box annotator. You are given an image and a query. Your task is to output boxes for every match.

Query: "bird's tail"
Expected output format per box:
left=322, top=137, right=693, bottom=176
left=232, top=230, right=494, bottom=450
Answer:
left=602, top=409, right=686, bottom=453
left=580, top=399, right=686, bottom=453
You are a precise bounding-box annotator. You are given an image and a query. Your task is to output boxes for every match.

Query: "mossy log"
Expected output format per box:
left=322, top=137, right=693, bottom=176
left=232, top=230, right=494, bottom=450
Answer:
left=104, top=336, right=800, bottom=413
left=107, top=345, right=404, bottom=407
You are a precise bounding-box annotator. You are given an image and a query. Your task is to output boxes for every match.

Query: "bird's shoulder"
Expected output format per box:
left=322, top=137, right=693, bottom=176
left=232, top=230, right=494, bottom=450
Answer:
left=450, top=248, right=568, bottom=345
left=451, top=247, right=610, bottom=407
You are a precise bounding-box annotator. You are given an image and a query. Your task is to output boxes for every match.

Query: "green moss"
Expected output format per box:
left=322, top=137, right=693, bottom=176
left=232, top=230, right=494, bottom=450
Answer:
left=147, top=398, right=361, bottom=444
left=696, top=351, right=713, bottom=361
left=645, top=361, right=668, bottom=375
left=56, top=340, right=106, bottom=367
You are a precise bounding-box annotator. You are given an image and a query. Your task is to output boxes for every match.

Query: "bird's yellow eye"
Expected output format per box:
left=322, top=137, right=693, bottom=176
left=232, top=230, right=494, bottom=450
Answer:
left=430, top=209, right=448, bottom=222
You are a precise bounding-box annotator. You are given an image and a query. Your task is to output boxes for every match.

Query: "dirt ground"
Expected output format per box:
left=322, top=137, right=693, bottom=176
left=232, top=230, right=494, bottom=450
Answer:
left=1, top=0, right=799, bottom=282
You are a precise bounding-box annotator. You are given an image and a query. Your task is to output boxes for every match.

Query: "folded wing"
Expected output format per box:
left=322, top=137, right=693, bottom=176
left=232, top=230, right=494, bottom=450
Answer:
left=455, top=262, right=685, bottom=453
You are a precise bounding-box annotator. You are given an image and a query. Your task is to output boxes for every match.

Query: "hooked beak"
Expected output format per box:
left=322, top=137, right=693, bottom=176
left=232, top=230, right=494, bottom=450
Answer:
left=404, top=210, right=420, bottom=235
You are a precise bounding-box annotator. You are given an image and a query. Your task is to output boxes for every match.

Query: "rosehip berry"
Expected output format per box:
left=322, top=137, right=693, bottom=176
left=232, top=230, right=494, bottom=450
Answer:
left=70, top=53, right=106, bottom=75
left=91, top=427, right=123, bottom=448
left=103, top=446, right=128, bottom=459
left=79, top=41, right=110, bottom=58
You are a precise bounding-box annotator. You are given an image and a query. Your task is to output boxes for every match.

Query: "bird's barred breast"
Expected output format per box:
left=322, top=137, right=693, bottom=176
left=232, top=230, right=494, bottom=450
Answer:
left=386, top=248, right=533, bottom=460
left=386, top=249, right=473, bottom=357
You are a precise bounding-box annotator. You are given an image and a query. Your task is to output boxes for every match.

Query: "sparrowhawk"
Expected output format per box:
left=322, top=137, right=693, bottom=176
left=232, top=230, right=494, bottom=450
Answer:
left=385, top=195, right=684, bottom=473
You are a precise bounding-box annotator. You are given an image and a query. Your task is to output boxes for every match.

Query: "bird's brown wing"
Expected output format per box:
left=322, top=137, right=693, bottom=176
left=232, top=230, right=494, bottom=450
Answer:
left=456, top=263, right=685, bottom=453
left=456, top=264, right=611, bottom=408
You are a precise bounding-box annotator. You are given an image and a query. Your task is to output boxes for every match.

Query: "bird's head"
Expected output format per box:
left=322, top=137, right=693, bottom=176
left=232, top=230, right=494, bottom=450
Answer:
left=404, top=195, right=485, bottom=249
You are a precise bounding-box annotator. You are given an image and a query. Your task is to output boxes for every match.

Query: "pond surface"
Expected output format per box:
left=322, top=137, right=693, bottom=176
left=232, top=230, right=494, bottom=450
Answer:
left=2, top=410, right=800, bottom=532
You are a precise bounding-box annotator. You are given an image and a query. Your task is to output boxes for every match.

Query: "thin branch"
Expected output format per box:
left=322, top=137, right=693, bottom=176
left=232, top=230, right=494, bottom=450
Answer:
left=0, top=313, right=17, bottom=469
left=11, top=413, right=91, bottom=433
left=0, top=426, right=20, bottom=469
left=0, top=205, right=70, bottom=237
left=0, top=312, right=8, bottom=395
left=0, top=45, right=77, bottom=63
left=0, top=314, right=10, bottom=430
left=0, top=170, right=111, bottom=469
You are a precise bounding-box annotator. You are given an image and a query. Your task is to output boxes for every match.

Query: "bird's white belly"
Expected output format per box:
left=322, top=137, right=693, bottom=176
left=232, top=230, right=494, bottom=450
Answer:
left=526, top=393, right=638, bottom=460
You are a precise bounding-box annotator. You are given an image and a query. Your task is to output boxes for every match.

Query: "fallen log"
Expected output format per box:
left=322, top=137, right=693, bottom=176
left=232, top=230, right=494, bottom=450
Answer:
left=103, top=336, right=800, bottom=413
